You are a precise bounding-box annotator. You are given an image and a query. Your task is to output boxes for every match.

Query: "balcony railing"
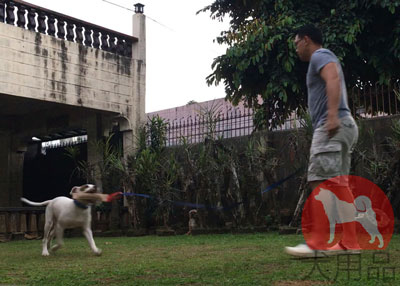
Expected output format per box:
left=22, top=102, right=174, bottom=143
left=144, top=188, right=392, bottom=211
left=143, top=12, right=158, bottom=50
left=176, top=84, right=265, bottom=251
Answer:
left=0, top=0, right=137, bottom=57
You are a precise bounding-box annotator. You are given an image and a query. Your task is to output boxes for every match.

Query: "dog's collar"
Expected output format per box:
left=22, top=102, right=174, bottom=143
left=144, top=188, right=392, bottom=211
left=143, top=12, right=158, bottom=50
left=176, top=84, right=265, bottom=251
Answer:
left=73, top=199, right=89, bottom=209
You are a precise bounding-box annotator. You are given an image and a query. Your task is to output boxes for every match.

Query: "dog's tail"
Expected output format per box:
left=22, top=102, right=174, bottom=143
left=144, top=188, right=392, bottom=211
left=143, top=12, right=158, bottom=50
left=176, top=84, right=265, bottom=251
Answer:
left=354, top=195, right=372, bottom=212
left=21, top=197, right=51, bottom=206
left=354, top=195, right=376, bottom=219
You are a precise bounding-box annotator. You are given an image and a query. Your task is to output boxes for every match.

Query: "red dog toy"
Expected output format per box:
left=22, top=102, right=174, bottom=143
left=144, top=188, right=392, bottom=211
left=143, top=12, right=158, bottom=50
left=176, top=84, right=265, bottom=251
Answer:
left=106, top=192, right=123, bottom=202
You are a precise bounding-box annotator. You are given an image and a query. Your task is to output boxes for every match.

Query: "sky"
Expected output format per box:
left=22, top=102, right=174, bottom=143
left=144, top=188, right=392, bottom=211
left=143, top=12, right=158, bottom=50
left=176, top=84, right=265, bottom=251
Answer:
left=26, top=0, right=230, bottom=113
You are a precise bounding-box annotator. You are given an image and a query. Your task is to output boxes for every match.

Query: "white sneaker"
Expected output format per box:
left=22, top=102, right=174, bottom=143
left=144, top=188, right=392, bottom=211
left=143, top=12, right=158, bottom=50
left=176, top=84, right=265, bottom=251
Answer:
left=284, top=244, right=325, bottom=258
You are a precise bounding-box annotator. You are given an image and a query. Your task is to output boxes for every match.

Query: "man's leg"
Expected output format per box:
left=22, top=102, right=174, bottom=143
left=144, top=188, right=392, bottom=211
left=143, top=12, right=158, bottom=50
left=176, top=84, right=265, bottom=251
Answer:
left=284, top=126, right=326, bottom=257
left=306, top=180, right=325, bottom=249
left=326, top=139, right=359, bottom=250
left=285, top=119, right=359, bottom=257
left=328, top=117, right=359, bottom=250
left=328, top=184, right=359, bottom=250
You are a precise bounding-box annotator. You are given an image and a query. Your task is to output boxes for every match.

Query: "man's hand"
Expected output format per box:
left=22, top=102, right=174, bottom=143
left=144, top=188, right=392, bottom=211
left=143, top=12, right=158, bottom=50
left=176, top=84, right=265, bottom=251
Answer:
left=325, top=115, right=340, bottom=138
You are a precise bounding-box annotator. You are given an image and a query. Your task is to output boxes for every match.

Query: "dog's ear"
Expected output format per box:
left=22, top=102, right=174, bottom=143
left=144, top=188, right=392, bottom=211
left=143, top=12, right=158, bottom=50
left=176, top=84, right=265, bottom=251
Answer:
left=70, top=186, right=79, bottom=195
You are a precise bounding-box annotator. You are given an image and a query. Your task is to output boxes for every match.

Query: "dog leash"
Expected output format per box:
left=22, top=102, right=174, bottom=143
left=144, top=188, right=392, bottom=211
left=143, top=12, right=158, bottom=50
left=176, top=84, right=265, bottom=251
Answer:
left=107, top=191, right=243, bottom=210
left=106, top=167, right=304, bottom=206
left=121, top=192, right=243, bottom=210
left=260, top=167, right=304, bottom=195
left=168, top=199, right=243, bottom=210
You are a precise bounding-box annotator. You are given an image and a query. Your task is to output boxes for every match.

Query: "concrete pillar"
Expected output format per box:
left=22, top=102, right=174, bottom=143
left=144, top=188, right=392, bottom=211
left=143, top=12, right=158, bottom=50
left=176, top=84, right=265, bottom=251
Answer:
left=132, top=11, right=146, bottom=77
left=126, top=9, right=146, bottom=152
left=122, top=127, right=135, bottom=160
left=84, top=113, right=104, bottom=189
left=133, top=11, right=146, bottom=125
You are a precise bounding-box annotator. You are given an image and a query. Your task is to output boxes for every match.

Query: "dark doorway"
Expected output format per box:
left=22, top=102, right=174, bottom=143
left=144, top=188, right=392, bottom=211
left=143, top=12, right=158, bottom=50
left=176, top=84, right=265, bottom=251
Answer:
left=23, top=142, right=87, bottom=201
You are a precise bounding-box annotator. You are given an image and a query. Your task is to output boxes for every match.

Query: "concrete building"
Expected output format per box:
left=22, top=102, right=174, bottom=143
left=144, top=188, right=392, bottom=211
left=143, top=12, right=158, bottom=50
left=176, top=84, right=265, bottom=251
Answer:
left=0, top=1, right=146, bottom=206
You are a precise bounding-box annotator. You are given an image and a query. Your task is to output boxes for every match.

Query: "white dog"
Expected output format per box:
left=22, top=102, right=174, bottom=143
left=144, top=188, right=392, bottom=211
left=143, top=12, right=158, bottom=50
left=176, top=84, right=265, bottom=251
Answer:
left=315, top=188, right=384, bottom=248
left=21, top=184, right=103, bottom=256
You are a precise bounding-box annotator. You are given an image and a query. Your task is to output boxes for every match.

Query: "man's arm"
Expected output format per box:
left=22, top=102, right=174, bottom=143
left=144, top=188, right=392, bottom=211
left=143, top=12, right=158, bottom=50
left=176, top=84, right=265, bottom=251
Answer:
left=320, top=62, right=341, bottom=138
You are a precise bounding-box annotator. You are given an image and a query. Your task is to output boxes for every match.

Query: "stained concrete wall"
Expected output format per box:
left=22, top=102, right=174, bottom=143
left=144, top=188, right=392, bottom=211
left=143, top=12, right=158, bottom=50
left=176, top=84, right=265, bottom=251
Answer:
left=0, top=22, right=143, bottom=118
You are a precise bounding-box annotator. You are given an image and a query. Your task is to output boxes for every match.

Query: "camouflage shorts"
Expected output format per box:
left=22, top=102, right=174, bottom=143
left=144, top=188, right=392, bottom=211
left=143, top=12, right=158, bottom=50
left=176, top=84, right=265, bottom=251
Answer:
left=308, top=116, right=358, bottom=183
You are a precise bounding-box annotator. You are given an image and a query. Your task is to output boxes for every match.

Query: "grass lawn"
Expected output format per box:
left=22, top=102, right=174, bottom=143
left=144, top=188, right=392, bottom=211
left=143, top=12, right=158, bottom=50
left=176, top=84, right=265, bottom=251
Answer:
left=0, top=233, right=399, bottom=286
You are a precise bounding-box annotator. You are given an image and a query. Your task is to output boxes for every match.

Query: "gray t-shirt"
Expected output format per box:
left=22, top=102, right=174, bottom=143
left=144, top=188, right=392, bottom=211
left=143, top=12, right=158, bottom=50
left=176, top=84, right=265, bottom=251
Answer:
left=307, top=48, right=351, bottom=129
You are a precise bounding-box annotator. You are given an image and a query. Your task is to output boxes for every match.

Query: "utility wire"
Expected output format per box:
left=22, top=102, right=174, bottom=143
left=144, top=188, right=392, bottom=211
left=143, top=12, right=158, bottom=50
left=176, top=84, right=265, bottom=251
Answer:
left=101, top=0, right=175, bottom=32
left=102, top=0, right=134, bottom=12
left=101, top=0, right=225, bottom=55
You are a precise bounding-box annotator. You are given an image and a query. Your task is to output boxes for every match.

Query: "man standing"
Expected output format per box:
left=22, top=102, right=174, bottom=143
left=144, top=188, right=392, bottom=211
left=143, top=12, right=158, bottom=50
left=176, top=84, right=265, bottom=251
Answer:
left=285, top=24, right=359, bottom=257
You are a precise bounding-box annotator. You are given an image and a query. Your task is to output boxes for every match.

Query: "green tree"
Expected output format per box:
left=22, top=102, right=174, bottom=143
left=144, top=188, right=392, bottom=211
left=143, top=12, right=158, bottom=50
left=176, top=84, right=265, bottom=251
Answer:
left=199, top=0, right=400, bottom=129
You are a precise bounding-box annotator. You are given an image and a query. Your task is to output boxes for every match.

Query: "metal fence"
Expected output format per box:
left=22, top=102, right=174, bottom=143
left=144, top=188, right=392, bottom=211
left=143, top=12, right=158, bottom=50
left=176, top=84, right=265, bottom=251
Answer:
left=150, top=82, right=400, bottom=147
left=351, top=81, right=400, bottom=118
left=165, top=108, right=255, bottom=146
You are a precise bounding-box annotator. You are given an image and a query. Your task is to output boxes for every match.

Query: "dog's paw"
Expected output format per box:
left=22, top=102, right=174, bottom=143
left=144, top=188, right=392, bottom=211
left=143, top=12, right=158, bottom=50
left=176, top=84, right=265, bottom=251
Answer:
left=42, top=251, right=50, bottom=256
left=94, top=248, right=102, bottom=256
